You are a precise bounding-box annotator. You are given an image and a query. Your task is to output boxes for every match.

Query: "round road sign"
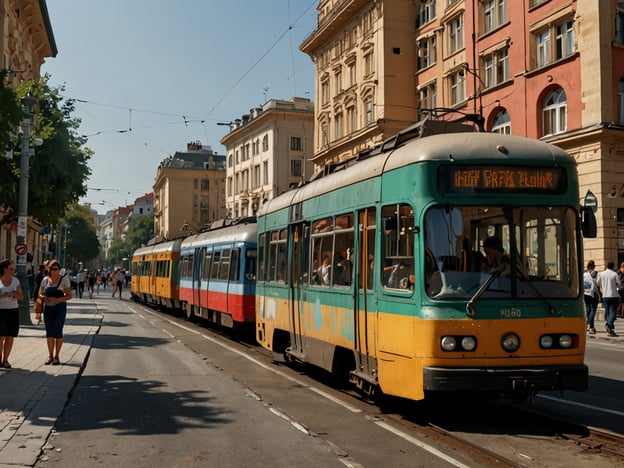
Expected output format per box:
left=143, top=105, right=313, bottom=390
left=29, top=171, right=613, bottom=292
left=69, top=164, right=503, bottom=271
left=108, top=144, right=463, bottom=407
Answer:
left=15, top=243, right=28, bottom=256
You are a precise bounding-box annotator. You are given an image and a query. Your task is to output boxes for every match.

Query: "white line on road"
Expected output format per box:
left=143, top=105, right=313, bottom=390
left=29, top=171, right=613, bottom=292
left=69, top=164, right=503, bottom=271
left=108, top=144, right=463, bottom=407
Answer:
left=536, top=394, right=624, bottom=417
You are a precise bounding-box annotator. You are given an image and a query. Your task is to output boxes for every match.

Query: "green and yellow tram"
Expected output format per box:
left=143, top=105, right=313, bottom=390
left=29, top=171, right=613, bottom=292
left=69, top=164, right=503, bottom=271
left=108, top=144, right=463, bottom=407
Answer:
left=255, top=120, right=596, bottom=402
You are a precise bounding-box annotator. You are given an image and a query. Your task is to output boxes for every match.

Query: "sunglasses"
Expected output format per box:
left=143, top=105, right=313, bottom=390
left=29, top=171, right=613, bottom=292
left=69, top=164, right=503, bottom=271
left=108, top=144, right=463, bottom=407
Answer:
left=49, top=267, right=60, bottom=271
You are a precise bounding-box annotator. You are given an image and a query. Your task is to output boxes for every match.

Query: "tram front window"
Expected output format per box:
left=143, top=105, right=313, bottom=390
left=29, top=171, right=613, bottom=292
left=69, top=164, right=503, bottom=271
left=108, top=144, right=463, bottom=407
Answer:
left=424, top=206, right=579, bottom=300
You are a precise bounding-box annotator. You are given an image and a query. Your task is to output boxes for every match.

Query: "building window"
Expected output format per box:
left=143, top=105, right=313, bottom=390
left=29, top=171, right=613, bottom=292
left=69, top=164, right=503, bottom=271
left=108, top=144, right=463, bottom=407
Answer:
left=291, top=159, right=302, bottom=177
left=617, top=3, right=624, bottom=45
left=262, top=134, right=269, bottom=152
left=542, top=87, right=567, bottom=136
left=347, top=106, right=357, bottom=133
left=535, top=18, right=574, bottom=69
left=290, top=136, right=302, bottom=151
left=448, top=14, right=464, bottom=54
left=334, top=113, right=343, bottom=140
left=449, top=71, right=466, bottom=105
left=227, top=177, right=232, bottom=196
left=482, top=47, right=509, bottom=88
left=321, top=80, right=330, bottom=105
left=321, top=124, right=329, bottom=146
left=364, top=52, right=374, bottom=76
left=335, top=69, right=342, bottom=94
left=417, top=35, right=436, bottom=70
left=418, top=80, right=437, bottom=117
left=228, top=154, right=233, bottom=167
left=254, top=164, right=261, bottom=188
left=200, top=179, right=209, bottom=190
left=263, top=161, right=269, bottom=185
left=482, top=0, right=507, bottom=34
left=491, top=109, right=511, bottom=134
left=417, top=0, right=436, bottom=27
left=365, top=100, right=373, bottom=126
left=348, top=62, right=356, bottom=87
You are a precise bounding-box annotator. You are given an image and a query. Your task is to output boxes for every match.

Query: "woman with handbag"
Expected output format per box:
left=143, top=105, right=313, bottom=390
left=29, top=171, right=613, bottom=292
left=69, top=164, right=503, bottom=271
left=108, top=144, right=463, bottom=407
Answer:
left=0, top=259, right=24, bottom=369
left=37, top=259, right=72, bottom=365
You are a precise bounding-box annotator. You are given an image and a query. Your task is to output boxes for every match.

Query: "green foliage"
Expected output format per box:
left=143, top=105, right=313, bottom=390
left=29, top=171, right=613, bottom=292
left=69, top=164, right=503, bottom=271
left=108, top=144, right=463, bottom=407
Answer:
left=62, top=205, right=100, bottom=267
left=0, top=74, right=92, bottom=226
left=0, top=70, right=23, bottom=202
left=106, top=214, right=154, bottom=265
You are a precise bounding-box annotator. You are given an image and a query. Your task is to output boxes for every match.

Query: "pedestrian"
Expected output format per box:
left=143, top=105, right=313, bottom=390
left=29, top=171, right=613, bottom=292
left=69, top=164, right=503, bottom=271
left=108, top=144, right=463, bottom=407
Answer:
left=32, top=263, right=48, bottom=302
left=86, top=271, right=95, bottom=299
left=583, top=260, right=599, bottom=334
left=76, top=269, right=85, bottom=299
left=618, top=262, right=624, bottom=317
left=0, top=259, right=24, bottom=369
left=114, top=268, right=125, bottom=299
left=596, top=261, right=622, bottom=337
left=37, top=259, right=72, bottom=365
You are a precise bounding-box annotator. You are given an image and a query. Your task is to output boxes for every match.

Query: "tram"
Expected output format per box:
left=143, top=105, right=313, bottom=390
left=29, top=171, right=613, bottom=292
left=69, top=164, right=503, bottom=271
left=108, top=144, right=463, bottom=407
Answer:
left=255, top=119, right=597, bottom=401
left=130, top=238, right=182, bottom=309
left=178, top=220, right=257, bottom=328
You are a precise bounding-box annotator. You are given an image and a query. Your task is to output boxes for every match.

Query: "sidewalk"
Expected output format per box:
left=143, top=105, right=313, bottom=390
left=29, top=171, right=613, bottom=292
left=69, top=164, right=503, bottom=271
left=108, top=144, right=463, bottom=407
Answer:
left=0, top=300, right=103, bottom=467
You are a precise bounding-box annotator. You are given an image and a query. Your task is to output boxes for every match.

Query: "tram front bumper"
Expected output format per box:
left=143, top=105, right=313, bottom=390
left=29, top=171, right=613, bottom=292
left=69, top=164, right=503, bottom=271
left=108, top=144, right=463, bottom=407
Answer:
left=423, top=364, right=588, bottom=393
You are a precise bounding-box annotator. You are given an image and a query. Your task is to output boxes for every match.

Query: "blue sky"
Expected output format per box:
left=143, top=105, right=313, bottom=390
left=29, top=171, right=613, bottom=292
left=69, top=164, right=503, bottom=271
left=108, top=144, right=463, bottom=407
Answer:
left=42, top=0, right=318, bottom=214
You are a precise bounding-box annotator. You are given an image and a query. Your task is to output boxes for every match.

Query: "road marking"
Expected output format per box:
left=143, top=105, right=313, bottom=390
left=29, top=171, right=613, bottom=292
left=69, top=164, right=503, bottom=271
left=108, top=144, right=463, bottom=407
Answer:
left=536, top=394, right=624, bottom=416
left=373, top=420, right=471, bottom=468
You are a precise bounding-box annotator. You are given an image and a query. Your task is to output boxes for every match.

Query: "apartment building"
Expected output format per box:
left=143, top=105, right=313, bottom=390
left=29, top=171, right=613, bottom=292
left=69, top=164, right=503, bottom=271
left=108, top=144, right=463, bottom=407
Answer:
left=220, top=97, right=314, bottom=219
left=302, top=0, right=624, bottom=267
left=153, top=142, right=226, bottom=240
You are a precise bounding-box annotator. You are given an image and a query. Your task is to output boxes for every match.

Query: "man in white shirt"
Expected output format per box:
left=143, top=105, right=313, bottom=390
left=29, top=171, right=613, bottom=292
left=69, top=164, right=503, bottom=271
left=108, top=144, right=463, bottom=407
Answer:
left=596, top=261, right=622, bottom=337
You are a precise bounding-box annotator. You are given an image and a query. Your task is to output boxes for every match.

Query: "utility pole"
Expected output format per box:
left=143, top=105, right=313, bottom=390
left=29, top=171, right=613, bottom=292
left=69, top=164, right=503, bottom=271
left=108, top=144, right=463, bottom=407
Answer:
left=16, top=96, right=38, bottom=325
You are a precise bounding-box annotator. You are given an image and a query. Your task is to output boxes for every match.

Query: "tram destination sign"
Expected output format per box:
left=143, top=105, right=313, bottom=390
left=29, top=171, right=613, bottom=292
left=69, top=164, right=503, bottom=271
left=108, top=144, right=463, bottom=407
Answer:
left=438, top=165, right=567, bottom=194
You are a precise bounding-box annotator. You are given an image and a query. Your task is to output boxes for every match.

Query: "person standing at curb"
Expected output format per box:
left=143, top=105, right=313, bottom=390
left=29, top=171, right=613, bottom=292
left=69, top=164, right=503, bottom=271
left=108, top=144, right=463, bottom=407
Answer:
left=583, top=260, right=599, bottom=334
left=0, top=259, right=24, bottom=369
left=38, top=259, right=72, bottom=365
left=596, top=261, right=622, bottom=337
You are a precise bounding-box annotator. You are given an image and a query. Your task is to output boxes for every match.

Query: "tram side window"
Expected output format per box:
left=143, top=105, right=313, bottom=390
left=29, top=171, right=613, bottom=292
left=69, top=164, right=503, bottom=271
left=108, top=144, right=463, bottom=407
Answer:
left=257, top=234, right=266, bottom=281
left=310, top=217, right=334, bottom=286
left=243, top=248, right=256, bottom=281
left=230, top=248, right=240, bottom=281
left=382, top=204, right=415, bottom=290
left=268, top=230, right=288, bottom=283
left=211, top=251, right=221, bottom=279
left=219, top=248, right=231, bottom=280
left=201, top=252, right=211, bottom=280
left=358, top=208, right=376, bottom=290
left=333, top=214, right=354, bottom=286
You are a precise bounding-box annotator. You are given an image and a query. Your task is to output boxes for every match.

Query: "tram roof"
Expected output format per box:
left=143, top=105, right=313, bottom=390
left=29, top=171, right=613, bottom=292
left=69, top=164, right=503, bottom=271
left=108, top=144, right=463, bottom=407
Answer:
left=180, top=221, right=257, bottom=250
left=259, top=127, right=573, bottom=216
left=133, top=238, right=182, bottom=257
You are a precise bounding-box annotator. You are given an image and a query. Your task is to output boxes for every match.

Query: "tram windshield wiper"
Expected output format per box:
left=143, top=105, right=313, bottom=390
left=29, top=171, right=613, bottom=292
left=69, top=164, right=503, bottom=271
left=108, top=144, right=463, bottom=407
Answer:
left=465, top=264, right=505, bottom=316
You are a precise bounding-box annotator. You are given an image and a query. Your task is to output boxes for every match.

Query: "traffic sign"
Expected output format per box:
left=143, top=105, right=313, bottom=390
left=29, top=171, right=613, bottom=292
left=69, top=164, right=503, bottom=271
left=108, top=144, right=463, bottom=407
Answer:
left=15, top=243, right=28, bottom=256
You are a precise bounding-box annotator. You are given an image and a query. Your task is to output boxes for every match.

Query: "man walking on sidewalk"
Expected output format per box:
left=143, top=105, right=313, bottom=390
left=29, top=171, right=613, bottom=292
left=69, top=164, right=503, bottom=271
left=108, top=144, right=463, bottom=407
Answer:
left=597, top=261, right=622, bottom=337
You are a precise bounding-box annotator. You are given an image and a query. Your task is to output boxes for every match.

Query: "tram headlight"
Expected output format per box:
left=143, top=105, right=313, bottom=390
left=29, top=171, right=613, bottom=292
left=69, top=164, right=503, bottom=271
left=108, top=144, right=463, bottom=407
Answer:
left=558, top=334, right=573, bottom=349
left=501, top=333, right=520, bottom=353
left=540, top=335, right=554, bottom=349
left=461, top=336, right=476, bottom=351
left=441, top=336, right=457, bottom=351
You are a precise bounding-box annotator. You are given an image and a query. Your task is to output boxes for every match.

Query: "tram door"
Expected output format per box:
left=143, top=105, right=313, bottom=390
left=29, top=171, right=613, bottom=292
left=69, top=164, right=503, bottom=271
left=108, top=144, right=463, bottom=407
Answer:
left=288, top=222, right=309, bottom=357
left=355, top=208, right=378, bottom=372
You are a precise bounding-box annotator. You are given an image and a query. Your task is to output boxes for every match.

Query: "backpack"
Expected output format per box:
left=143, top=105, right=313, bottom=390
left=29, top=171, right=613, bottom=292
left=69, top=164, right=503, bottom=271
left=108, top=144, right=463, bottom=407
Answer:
left=583, top=270, right=596, bottom=297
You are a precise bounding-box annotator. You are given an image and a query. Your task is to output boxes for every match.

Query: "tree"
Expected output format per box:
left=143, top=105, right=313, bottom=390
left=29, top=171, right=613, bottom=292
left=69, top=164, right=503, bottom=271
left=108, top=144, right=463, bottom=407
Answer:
left=63, top=210, right=100, bottom=269
left=106, top=214, right=154, bottom=266
left=0, top=74, right=92, bottom=227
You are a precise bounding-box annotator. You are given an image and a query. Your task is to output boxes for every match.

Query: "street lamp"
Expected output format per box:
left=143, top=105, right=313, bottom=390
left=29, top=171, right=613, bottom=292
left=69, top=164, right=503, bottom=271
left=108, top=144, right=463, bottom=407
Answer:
left=16, top=96, right=38, bottom=325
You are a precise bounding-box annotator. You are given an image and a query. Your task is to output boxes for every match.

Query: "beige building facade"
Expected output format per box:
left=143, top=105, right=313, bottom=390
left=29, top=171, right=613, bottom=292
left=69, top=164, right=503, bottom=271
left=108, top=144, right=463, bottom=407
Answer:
left=220, top=97, right=314, bottom=219
left=153, top=143, right=227, bottom=240
left=300, top=0, right=419, bottom=169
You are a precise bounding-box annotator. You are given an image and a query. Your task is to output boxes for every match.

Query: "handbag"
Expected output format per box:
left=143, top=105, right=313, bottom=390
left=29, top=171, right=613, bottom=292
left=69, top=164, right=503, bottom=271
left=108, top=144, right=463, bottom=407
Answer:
left=34, top=297, right=44, bottom=315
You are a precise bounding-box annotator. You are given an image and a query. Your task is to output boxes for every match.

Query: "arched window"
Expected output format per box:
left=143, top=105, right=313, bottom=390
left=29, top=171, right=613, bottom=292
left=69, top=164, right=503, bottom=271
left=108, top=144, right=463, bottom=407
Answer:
left=542, top=88, right=567, bottom=136
left=491, top=109, right=511, bottom=134
left=618, top=78, right=624, bottom=125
